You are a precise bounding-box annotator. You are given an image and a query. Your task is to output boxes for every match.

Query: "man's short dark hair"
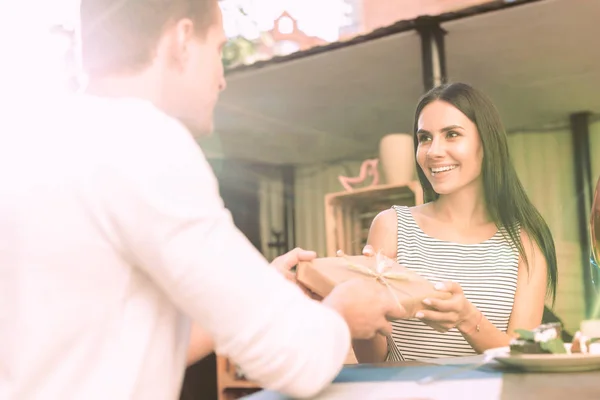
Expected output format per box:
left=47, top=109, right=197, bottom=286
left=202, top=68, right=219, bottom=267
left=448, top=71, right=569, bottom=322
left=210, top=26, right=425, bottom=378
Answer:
left=80, top=0, right=218, bottom=78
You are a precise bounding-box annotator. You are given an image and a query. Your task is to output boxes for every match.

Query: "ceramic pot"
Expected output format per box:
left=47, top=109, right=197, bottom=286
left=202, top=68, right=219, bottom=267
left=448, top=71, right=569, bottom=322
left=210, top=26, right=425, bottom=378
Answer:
left=379, top=133, right=416, bottom=185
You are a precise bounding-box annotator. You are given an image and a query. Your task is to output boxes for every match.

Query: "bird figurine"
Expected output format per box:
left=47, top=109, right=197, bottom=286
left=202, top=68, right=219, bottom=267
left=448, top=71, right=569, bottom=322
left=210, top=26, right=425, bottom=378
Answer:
left=338, top=158, right=380, bottom=192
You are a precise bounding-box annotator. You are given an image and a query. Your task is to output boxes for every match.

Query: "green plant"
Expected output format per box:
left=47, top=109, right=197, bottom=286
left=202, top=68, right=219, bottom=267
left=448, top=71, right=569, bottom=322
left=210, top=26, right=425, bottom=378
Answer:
left=222, top=36, right=257, bottom=68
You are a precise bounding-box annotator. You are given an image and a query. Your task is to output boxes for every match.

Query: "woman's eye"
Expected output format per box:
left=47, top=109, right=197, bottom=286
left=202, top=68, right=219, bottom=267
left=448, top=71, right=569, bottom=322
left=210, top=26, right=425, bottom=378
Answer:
left=447, top=131, right=459, bottom=138
left=418, top=135, right=431, bottom=143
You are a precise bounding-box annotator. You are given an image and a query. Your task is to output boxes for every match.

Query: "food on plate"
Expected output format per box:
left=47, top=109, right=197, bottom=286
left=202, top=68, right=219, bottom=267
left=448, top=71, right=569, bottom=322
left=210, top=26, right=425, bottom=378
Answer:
left=510, top=323, right=566, bottom=355
left=509, top=339, right=548, bottom=355
left=571, top=331, right=600, bottom=354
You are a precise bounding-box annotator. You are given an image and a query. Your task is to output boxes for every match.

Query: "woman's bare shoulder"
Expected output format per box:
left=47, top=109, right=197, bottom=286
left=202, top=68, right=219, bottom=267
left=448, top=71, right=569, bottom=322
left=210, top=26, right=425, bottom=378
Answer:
left=372, top=203, right=433, bottom=230
left=408, top=202, right=433, bottom=216
left=367, top=208, right=399, bottom=259
left=371, top=207, right=398, bottom=230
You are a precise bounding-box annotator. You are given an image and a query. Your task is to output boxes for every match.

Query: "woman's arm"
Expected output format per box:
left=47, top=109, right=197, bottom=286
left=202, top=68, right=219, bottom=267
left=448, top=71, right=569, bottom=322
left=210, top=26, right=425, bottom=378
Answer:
left=419, top=229, right=548, bottom=353
left=352, top=208, right=398, bottom=363
left=461, top=229, right=548, bottom=352
left=506, top=230, right=549, bottom=334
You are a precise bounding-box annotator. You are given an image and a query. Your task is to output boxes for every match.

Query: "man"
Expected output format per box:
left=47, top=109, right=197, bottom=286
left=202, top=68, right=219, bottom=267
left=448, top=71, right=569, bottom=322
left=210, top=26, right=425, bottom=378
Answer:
left=0, top=1, right=406, bottom=399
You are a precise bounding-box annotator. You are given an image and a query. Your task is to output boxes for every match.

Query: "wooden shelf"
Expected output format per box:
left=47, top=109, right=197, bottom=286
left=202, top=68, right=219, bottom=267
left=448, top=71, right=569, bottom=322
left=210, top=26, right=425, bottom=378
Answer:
left=217, top=356, right=261, bottom=400
left=323, top=181, right=423, bottom=365
left=217, top=349, right=359, bottom=399
left=327, top=181, right=421, bottom=203
left=324, top=181, right=423, bottom=257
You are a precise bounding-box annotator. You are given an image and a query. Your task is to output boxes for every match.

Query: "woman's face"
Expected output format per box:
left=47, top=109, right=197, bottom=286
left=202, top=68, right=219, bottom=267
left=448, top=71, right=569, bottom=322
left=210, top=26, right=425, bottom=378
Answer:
left=416, top=100, right=484, bottom=196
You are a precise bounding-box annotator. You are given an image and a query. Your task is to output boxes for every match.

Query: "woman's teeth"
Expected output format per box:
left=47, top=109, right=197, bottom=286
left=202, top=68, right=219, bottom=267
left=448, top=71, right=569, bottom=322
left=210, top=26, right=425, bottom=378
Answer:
left=431, top=165, right=457, bottom=175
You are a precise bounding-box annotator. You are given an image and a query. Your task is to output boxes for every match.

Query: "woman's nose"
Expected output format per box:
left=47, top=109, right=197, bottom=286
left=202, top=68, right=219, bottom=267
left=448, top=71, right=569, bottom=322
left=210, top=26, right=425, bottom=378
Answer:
left=427, top=136, right=445, bottom=158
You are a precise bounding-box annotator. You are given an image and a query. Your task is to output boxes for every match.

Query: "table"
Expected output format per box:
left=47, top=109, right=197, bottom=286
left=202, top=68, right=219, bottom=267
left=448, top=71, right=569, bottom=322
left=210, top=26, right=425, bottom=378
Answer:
left=244, top=355, right=600, bottom=399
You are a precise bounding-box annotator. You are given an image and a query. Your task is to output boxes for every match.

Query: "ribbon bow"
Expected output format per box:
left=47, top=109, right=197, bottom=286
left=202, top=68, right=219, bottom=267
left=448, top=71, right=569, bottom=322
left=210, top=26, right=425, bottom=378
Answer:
left=340, top=250, right=410, bottom=310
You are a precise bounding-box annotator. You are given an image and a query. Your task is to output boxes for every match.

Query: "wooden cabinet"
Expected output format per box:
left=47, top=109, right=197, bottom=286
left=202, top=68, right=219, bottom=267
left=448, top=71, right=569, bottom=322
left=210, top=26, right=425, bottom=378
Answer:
left=324, top=181, right=423, bottom=257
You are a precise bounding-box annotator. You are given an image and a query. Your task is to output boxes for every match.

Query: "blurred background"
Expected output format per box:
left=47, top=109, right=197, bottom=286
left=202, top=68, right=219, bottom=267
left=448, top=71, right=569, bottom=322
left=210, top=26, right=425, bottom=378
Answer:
left=3, top=0, right=600, bottom=398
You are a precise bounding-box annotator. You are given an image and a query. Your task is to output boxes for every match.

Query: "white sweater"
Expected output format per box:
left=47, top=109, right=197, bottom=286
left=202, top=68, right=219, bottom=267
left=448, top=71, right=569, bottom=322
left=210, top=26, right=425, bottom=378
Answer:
left=0, top=95, right=350, bottom=400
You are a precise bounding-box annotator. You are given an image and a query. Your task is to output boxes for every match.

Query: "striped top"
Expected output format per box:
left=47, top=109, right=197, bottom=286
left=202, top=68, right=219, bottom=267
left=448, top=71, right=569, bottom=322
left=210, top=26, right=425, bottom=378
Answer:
left=386, top=205, right=519, bottom=361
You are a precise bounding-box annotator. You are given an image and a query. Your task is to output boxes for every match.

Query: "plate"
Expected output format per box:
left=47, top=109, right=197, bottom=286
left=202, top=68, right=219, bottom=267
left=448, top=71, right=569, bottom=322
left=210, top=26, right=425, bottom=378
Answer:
left=485, top=343, right=600, bottom=372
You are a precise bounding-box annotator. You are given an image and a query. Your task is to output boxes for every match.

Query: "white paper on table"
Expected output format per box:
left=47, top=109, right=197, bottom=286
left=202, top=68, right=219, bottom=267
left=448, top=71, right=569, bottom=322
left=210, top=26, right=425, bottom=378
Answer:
left=312, top=377, right=503, bottom=400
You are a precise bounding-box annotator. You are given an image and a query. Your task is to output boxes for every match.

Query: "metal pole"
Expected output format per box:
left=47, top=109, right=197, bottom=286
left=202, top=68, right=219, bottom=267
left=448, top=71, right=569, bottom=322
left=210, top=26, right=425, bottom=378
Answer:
left=415, top=16, right=448, bottom=91
left=570, top=111, right=595, bottom=316
left=282, top=165, right=296, bottom=252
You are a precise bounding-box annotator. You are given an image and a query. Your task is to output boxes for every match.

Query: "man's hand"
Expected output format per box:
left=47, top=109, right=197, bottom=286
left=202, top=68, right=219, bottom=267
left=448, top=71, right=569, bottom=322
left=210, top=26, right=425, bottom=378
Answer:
left=270, top=247, right=316, bottom=281
left=329, top=246, right=408, bottom=339
left=187, top=247, right=320, bottom=366
left=271, top=247, right=321, bottom=299
left=323, top=278, right=407, bottom=339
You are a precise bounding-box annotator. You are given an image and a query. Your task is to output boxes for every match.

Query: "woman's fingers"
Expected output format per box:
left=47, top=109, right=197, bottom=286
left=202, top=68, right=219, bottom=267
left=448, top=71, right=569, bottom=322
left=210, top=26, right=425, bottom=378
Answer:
left=337, top=246, right=376, bottom=257
left=435, top=281, right=463, bottom=295
left=416, top=309, right=457, bottom=324
left=422, top=297, right=458, bottom=312
left=362, top=244, right=375, bottom=257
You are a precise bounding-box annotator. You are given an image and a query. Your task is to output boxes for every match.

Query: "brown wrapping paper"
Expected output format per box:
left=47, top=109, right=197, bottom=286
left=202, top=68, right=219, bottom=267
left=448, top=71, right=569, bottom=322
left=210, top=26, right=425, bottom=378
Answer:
left=297, top=254, right=451, bottom=318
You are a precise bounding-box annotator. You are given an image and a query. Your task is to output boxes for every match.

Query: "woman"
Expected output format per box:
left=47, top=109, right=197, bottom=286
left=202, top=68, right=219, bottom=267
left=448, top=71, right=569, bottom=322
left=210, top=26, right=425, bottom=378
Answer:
left=353, top=82, right=557, bottom=362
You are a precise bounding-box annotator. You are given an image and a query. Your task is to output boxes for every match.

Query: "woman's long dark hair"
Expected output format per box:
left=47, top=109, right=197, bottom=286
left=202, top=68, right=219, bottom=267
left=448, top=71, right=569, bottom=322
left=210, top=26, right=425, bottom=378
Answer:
left=413, top=82, right=558, bottom=303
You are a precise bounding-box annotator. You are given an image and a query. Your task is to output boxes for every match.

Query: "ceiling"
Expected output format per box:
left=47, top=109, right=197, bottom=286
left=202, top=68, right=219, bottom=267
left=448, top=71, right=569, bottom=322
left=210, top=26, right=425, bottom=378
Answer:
left=199, top=0, right=600, bottom=165
left=443, top=0, right=600, bottom=131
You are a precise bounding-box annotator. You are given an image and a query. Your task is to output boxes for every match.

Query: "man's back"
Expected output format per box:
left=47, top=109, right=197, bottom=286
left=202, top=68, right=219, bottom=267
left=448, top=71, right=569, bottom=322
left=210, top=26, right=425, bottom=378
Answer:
left=0, top=94, right=352, bottom=399
left=0, top=96, right=193, bottom=399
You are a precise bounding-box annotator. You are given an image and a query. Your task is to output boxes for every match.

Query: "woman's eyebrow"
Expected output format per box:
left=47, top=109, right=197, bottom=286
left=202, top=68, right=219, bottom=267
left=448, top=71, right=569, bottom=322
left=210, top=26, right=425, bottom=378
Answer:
left=417, top=125, right=464, bottom=135
left=441, top=125, right=464, bottom=132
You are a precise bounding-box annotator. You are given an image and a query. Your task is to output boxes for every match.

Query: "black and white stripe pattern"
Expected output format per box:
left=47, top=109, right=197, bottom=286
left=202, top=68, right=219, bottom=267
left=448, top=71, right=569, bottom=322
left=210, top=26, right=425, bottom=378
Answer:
left=386, top=206, right=519, bottom=361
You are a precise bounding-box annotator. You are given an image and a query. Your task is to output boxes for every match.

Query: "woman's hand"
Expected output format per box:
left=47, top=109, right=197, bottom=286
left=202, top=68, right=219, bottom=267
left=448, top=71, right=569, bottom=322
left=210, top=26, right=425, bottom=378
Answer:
left=362, top=244, right=376, bottom=257
left=416, top=281, right=478, bottom=333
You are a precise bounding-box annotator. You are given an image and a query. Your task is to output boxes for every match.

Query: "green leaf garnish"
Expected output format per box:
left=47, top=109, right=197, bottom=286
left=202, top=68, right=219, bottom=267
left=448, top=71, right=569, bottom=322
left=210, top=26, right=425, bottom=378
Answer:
left=514, top=329, right=535, bottom=341
left=540, top=338, right=567, bottom=354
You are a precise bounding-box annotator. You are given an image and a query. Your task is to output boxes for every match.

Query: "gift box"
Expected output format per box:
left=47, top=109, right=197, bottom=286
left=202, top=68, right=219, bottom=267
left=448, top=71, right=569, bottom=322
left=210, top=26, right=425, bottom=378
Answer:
left=296, top=254, right=451, bottom=318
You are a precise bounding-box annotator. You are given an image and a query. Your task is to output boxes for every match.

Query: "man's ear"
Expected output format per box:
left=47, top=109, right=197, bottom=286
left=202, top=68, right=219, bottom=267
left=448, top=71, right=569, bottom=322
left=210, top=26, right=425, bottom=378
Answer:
left=159, top=18, right=195, bottom=71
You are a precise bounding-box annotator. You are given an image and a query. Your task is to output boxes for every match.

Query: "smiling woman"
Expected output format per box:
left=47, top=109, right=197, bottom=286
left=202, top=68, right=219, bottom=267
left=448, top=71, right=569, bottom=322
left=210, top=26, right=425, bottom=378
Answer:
left=415, top=106, right=484, bottom=198
left=352, top=82, right=558, bottom=363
